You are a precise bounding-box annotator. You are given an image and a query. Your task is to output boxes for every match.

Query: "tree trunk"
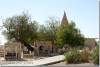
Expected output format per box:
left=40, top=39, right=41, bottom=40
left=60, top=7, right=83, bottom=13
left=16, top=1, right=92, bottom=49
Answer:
left=51, top=40, right=54, bottom=53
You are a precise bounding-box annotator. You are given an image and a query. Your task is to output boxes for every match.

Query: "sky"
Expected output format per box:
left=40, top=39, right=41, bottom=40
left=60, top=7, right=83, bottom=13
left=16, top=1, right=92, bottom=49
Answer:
left=0, top=0, right=99, bottom=45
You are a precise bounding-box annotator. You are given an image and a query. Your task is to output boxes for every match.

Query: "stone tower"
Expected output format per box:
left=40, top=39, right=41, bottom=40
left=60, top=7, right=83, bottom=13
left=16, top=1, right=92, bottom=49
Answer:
left=61, top=11, right=69, bottom=27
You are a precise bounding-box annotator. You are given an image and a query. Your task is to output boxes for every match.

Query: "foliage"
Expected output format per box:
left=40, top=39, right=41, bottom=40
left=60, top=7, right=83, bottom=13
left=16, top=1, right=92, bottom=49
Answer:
left=90, top=45, right=99, bottom=65
left=64, top=48, right=91, bottom=64
left=37, top=25, right=47, bottom=41
left=2, top=13, right=85, bottom=53
left=46, top=18, right=60, bottom=44
left=2, top=13, right=38, bottom=52
left=56, top=21, right=84, bottom=47
left=3, top=13, right=38, bottom=44
left=37, top=18, right=59, bottom=44
left=64, top=48, right=81, bottom=64
left=80, top=49, right=90, bottom=62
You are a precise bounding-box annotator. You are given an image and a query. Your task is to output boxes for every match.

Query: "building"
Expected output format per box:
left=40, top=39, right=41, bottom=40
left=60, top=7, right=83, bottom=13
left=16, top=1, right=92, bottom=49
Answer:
left=0, top=45, right=4, bottom=57
left=33, top=41, right=58, bottom=56
left=4, top=41, right=22, bottom=60
left=84, top=38, right=97, bottom=49
left=61, top=11, right=69, bottom=27
left=23, top=41, right=58, bottom=57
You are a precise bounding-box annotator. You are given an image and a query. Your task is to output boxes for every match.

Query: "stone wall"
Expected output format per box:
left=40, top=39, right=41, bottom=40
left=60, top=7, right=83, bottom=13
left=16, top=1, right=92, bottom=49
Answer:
left=0, top=45, right=4, bottom=57
left=84, top=38, right=97, bottom=49
left=4, top=41, right=22, bottom=60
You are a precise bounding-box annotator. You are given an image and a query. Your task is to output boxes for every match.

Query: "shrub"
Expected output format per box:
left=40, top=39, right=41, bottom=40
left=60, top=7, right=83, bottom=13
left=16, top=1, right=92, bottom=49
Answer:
left=64, top=48, right=91, bottom=64
left=90, top=46, right=99, bottom=65
left=80, top=48, right=90, bottom=62
left=64, top=49, right=81, bottom=64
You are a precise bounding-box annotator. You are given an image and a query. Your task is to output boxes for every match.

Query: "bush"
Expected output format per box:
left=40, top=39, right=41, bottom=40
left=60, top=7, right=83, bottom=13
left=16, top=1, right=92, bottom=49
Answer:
left=64, top=48, right=91, bottom=64
left=64, top=49, right=81, bottom=64
left=80, top=49, right=90, bottom=62
left=90, top=46, right=99, bottom=65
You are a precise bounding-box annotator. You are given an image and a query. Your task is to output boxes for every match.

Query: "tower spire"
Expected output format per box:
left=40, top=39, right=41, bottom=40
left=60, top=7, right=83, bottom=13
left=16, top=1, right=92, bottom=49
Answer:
left=61, top=11, right=69, bottom=27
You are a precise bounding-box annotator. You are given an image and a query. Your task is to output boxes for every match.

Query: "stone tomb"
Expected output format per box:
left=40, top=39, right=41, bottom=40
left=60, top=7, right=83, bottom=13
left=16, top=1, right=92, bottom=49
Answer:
left=4, top=41, right=22, bottom=60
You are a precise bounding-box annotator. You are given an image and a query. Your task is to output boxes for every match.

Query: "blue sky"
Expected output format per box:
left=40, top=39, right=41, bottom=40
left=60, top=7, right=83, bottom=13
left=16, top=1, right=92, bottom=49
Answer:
left=0, top=0, right=99, bottom=45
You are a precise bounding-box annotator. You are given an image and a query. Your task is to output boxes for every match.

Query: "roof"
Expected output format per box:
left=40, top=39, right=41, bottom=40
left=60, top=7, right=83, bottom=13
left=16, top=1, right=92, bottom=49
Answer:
left=61, top=11, right=69, bottom=27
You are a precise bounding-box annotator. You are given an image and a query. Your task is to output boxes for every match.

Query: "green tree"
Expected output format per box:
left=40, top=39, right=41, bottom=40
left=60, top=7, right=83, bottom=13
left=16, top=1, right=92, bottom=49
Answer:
left=90, top=45, right=99, bottom=65
left=3, top=13, right=38, bottom=51
left=46, top=18, right=60, bottom=45
left=37, top=25, right=48, bottom=41
left=37, top=18, right=59, bottom=43
left=56, top=21, right=84, bottom=47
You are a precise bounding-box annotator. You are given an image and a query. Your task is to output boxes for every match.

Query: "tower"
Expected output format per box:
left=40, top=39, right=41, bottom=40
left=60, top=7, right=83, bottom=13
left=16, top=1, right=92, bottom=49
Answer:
left=61, top=11, right=69, bottom=27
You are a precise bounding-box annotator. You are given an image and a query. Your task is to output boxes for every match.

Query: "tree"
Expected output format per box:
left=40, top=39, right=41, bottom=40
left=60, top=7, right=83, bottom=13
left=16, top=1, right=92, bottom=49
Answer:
left=56, top=21, right=84, bottom=48
left=37, top=25, right=47, bottom=41
left=37, top=18, right=59, bottom=43
left=46, top=18, right=60, bottom=45
left=3, top=13, right=38, bottom=51
left=44, top=18, right=60, bottom=53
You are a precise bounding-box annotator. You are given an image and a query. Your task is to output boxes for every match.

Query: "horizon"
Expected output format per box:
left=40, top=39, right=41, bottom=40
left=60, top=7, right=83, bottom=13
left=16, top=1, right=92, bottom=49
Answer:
left=0, top=0, right=99, bottom=45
